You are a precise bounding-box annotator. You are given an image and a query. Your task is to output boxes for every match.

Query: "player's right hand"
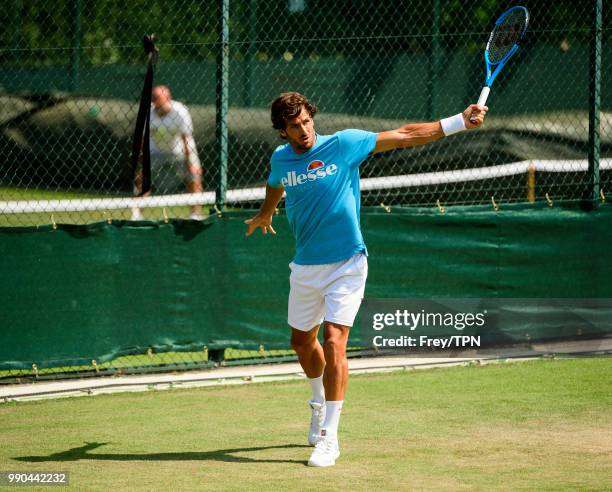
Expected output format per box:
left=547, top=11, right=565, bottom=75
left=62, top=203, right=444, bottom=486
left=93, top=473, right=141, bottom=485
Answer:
left=465, top=104, right=488, bottom=127
left=244, top=214, right=276, bottom=236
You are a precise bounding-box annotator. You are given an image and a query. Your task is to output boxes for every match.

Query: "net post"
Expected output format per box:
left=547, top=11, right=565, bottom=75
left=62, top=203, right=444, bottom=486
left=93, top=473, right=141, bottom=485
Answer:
left=583, top=0, right=602, bottom=210
left=527, top=164, right=536, bottom=203
left=215, top=0, right=230, bottom=212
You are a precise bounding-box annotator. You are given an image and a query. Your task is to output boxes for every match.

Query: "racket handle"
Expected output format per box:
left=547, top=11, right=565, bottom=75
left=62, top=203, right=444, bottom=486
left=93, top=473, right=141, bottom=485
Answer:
left=476, top=86, right=490, bottom=107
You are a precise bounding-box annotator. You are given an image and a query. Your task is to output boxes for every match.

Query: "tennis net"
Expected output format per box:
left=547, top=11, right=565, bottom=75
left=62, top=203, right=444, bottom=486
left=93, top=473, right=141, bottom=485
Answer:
left=1, top=158, right=610, bottom=227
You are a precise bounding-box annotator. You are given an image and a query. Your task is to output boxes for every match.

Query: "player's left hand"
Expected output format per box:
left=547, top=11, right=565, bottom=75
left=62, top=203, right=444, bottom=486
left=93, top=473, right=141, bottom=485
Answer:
left=244, top=213, right=276, bottom=236
left=464, top=104, right=488, bottom=129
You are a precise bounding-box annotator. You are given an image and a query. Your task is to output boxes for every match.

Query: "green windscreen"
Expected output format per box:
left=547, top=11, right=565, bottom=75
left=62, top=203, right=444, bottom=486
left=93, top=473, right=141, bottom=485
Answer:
left=1, top=204, right=611, bottom=370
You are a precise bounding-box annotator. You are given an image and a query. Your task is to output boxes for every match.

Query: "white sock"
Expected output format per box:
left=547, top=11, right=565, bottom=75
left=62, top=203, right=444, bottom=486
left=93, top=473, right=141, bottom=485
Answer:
left=308, top=375, right=325, bottom=404
left=322, top=400, right=343, bottom=437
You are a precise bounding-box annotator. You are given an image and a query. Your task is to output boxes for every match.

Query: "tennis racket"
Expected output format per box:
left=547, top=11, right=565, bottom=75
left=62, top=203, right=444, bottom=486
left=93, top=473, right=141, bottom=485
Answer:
left=475, top=6, right=529, bottom=109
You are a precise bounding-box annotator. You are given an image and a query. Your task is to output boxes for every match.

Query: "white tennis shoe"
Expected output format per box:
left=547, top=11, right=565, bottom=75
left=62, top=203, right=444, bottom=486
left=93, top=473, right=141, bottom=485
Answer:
left=307, top=430, right=340, bottom=467
left=307, top=400, right=325, bottom=446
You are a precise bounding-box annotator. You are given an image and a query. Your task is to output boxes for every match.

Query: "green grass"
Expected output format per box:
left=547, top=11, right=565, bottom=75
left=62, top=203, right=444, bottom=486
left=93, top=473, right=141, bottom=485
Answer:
left=1, top=358, right=611, bottom=491
left=0, top=187, right=107, bottom=201
left=0, top=206, right=203, bottom=227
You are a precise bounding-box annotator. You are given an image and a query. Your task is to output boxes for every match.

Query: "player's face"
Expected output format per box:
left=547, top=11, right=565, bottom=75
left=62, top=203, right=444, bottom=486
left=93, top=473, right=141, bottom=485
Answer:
left=281, top=107, right=316, bottom=154
left=152, top=88, right=172, bottom=115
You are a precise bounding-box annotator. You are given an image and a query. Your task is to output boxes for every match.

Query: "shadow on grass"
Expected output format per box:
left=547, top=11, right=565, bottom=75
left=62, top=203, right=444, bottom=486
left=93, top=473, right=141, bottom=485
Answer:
left=14, top=442, right=311, bottom=465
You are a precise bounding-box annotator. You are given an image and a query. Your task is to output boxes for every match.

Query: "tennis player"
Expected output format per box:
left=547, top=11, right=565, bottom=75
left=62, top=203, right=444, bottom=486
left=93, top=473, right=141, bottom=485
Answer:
left=245, top=92, right=487, bottom=467
left=132, top=85, right=204, bottom=220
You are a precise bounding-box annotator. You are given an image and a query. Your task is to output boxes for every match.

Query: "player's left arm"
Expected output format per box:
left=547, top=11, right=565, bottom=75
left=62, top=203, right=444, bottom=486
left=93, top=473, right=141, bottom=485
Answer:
left=181, top=133, right=202, bottom=180
left=372, top=104, right=488, bottom=154
left=178, top=105, right=200, bottom=173
left=181, top=134, right=195, bottom=167
left=181, top=134, right=192, bottom=164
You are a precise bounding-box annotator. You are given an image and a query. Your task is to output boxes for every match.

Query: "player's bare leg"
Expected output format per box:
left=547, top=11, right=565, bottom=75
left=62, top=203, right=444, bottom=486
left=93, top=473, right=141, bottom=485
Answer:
left=291, top=326, right=324, bottom=377
left=187, top=165, right=203, bottom=219
left=322, top=322, right=350, bottom=400
left=308, top=321, right=349, bottom=466
left=291, top=326, right=326, bottom=446
left=131, top=169, right=149, bottom=220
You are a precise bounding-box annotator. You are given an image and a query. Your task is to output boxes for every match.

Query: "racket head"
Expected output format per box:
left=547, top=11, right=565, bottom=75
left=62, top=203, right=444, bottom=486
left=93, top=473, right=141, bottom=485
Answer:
left=485, top=6, right=529, bottom=66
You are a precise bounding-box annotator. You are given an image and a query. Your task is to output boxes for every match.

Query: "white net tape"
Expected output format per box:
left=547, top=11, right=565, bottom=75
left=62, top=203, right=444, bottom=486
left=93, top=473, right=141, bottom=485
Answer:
left=1, top=159, right=610, bottom=215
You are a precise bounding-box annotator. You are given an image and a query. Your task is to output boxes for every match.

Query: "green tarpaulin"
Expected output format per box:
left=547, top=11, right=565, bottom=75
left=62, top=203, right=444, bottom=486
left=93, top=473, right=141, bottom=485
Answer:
left=1, top=204, right=611, bottom=369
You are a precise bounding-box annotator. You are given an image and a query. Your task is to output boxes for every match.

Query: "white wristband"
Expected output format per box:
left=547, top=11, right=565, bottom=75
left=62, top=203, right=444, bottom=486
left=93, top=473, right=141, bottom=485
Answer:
left=440, top=113, right=466, bottom=136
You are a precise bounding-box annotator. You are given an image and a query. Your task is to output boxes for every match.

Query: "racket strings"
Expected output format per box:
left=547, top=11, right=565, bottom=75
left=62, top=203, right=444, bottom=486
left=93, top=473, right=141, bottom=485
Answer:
left=488, top=10, right=528, bottom=63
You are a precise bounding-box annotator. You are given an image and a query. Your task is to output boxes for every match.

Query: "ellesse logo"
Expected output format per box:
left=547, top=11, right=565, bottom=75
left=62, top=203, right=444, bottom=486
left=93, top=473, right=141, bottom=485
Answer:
left=281, top=161, right=338, bottom=187
left=307, top=160, right=325, bottom=171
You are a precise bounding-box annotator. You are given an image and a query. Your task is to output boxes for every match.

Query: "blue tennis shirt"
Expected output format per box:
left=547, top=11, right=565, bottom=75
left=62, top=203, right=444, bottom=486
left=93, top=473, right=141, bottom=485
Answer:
left=268, top=129, right=377, bottom=265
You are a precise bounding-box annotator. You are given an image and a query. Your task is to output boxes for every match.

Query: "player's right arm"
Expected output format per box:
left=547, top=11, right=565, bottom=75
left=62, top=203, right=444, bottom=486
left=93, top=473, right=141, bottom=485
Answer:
left=373, top=104, right=488, bottom=154
left=244, top=184, right=284, bottom=236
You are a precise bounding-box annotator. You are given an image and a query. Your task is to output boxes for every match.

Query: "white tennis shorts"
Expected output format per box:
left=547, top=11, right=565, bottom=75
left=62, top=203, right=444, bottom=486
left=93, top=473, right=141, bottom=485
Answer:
left=288, top=253, right=368, bottom=331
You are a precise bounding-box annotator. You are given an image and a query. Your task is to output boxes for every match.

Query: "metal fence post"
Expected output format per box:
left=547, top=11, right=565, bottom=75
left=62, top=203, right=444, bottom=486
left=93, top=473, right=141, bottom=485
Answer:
left=585, top=0, right=602, bottom=209
left=11, top=1, right=22, bottom=62
left=69, top=0, right=82, bottom=92
left=428, top=0, right=441, bottom=120
left=243, top=0, right=257, bottom=108
left=216, top=0, right=230, bottom=211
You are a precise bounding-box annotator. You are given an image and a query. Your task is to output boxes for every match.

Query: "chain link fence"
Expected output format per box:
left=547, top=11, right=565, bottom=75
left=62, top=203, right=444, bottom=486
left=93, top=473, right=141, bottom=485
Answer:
left=0, top=0, right=609, bottom=380
left=0, top=0, right=610, bottom=227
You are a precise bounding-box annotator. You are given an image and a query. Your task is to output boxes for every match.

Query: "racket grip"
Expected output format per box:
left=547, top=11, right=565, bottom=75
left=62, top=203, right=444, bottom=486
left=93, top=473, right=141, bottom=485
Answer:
left=476, top=86, right=490, bottom=107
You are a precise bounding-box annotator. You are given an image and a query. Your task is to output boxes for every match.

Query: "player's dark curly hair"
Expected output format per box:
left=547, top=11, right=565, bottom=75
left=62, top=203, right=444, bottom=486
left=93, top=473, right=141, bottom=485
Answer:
left=270, top=92, right=317, bottom=137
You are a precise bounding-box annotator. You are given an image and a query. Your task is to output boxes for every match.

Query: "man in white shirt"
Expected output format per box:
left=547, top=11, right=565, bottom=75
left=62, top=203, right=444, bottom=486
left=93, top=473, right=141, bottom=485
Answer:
left=132, top=85, right=204, bottom=220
